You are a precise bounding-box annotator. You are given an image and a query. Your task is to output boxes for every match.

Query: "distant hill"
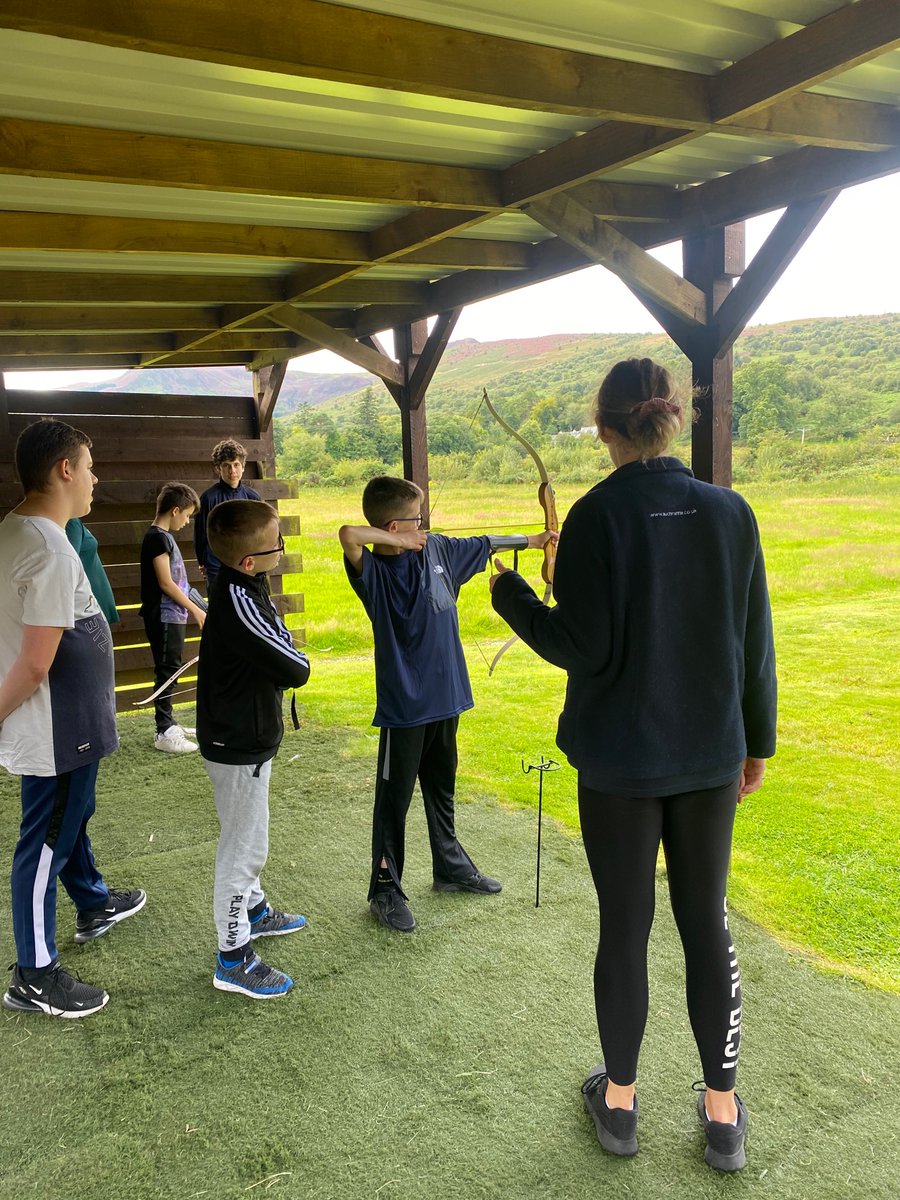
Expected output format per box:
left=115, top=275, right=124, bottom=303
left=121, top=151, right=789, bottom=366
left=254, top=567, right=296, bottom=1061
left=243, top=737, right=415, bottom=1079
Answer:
left=64, top=365, right=370, bottom=413
left=63, top=314, right=900, bottom=421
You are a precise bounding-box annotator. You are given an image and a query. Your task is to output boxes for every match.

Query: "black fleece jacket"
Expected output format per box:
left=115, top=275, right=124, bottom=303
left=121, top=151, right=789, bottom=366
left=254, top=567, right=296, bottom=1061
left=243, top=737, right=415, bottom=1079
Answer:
left=491, top=458, right=776, bottom=796
left=197, top=565, right=310, bottom=765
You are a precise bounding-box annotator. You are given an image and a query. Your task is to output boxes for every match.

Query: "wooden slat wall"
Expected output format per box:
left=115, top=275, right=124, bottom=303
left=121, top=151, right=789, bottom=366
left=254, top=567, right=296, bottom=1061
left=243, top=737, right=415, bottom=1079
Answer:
left=0, top=388, right=302, bottom=710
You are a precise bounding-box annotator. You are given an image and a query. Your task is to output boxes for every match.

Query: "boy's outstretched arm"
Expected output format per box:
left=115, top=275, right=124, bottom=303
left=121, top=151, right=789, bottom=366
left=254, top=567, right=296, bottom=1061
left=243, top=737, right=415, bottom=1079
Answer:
left=338, top=524, right=427, bottom=575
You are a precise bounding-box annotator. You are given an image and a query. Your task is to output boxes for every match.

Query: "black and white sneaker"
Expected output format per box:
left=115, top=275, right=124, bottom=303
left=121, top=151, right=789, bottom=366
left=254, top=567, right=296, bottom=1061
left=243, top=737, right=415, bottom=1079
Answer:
left=695, top=1085, right=748, bottom=1171
left=74, top=888, right=147, bottom=943
left=213, top=952, right=293, bottom=999
left=3, top=961, right=109, bottom=1018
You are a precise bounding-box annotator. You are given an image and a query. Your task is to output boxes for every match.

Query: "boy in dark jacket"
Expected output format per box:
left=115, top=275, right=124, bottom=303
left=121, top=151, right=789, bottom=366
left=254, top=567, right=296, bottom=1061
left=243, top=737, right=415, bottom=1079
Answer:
left=196, top=500, right=310, bottom=999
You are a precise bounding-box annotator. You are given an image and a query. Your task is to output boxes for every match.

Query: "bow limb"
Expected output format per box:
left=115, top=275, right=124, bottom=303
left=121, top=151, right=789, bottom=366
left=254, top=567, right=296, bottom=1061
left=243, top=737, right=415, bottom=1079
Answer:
left=482, top=388, right=557, bottom=591
left=481, top=388, right=558, bottom=673
left=134, top=655, right=200, bottom=706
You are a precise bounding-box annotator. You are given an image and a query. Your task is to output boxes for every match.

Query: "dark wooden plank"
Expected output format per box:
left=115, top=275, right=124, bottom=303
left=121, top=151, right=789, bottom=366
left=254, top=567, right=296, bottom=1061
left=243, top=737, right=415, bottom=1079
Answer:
left=7, top=415, right=255, bottom=441
left=0, top=477, right=296, bottom=508
left=104, top=552, right=302, bottom=591
left=4, top=391, right=255, bottom=419
left=90, top=514, right=301, bottom=547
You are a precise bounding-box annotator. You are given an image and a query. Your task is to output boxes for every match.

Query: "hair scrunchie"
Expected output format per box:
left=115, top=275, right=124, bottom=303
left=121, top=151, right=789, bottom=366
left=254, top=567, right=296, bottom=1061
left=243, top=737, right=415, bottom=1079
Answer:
left=629, top=397, right=681, bottom=417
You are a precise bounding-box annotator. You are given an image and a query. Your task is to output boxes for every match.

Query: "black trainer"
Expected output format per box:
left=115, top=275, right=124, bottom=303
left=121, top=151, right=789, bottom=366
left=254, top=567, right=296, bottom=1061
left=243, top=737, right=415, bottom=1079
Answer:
left=74, top=888, right=147, bottom=943
left=432, top=871, right=502, bottom=894
left=695, top=1086, right=748, bottom=1171
left=3, top=961, right=109, bottom=1018
left=369, top=890, right=416, bottom=932
left=581, top=1063, right=639, bottom=1156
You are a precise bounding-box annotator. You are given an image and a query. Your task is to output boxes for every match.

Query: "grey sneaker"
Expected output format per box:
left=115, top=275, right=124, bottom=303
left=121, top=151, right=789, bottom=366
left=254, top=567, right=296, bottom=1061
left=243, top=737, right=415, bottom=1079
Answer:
left=3, top=961, right=109, bottom=1018
left=369, top=890, right=416, bottom=932
left=74, top=888, right=147, bottom=943
left=581, top=1063, right=639, bottom=1156
left=250, top=905, right=307, bottom=937
left=213, top=952, right=293, bottom=999
left=696, top=1086, right=748, bottom=1171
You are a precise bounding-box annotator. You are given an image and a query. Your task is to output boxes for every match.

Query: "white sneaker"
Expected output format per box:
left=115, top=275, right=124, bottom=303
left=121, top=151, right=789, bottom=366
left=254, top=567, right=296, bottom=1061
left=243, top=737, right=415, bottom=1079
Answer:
left=154, top=726, right=198, bottom=754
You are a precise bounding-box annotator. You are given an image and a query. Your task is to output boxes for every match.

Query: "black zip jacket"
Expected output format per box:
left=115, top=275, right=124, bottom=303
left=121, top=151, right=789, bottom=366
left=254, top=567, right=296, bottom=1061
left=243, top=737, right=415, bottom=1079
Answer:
left=196, top=564, right=310, bottom=765
left=491, top=458, right=776, bottom=796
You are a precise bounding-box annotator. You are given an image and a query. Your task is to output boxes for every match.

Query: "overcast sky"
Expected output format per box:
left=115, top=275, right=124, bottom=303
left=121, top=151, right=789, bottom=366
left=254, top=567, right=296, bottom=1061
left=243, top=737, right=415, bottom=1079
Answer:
left=5, top=173, right=899, bottom=391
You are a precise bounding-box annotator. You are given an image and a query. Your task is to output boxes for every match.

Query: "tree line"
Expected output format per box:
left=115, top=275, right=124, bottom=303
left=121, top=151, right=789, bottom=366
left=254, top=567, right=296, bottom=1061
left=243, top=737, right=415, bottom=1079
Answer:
left=274, top=314, right=900, bottom=485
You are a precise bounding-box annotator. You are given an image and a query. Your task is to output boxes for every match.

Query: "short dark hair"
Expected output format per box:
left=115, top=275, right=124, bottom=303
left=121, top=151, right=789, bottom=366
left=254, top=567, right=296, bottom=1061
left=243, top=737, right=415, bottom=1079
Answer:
left=155, top=482, right=201, bottom=517
left=361, top=476, right=424, bottom=527
left=15, top=419, right=92, bottom=495
left=207, top=499, right=279, bottom=567
left=211, top=439, right=248, bottom=468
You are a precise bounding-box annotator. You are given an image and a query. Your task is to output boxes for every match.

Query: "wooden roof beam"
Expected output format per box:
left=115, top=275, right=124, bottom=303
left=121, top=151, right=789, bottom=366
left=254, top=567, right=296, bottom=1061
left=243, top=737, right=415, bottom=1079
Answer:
left=0, top=211, right=534, bottom=273
left=527, top=194, right=706, bottom=328
left=632, top=142, right=900, bottom=250
left=0, top=118, right=503, bottom=211
left=2, top=0, right=896, bottom=151
left=0, top=305, right=225, bottom=334
left=711, top=0, right=900, bottom=123
left=0, top=270, right=285, bottom=306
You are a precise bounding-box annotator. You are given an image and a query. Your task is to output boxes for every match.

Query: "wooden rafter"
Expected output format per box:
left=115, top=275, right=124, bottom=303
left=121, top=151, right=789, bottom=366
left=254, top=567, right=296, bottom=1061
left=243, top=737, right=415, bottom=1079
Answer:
left=0, top=118, right=503, bottom=211
left=253, top=361, right=288, bottom=437
left=1, top=0, right=896, bottom=151
left=710, top=0, right=900, bottom=123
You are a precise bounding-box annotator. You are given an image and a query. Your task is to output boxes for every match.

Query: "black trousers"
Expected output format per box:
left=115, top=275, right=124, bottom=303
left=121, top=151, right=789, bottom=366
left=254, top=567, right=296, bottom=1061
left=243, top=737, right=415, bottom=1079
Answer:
left=369, top=717, right=477, bottom=900
left=578, top=777, right=742, bottom=1092
left=143, top=616, right=187, bottom=734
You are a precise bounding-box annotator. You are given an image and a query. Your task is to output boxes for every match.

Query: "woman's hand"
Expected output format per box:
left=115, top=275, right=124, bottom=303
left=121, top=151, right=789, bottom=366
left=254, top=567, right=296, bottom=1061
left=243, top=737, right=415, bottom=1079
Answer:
left=738, top=756, right=766, bottom=801
left=526, top=529, right=559, bottom=551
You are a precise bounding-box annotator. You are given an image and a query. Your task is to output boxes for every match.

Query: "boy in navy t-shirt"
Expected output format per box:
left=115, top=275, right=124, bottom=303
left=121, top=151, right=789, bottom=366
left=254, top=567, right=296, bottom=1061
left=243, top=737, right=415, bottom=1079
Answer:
left=340, top=476, right=557, bottom=932
left=194, top=439, right=261, bottom=591
left=140, top=483, right=206, bottom=753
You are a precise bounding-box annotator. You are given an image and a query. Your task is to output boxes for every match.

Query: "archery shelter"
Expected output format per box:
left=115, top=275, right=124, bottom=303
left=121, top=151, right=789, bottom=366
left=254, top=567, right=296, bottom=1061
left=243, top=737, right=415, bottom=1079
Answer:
left=0, top=0, right=898, bottom=697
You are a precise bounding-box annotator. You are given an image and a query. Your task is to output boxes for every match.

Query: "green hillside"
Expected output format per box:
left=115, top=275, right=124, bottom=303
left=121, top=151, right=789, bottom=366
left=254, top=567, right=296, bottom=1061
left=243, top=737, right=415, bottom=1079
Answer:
left=275, top=313, right=900, bottom=486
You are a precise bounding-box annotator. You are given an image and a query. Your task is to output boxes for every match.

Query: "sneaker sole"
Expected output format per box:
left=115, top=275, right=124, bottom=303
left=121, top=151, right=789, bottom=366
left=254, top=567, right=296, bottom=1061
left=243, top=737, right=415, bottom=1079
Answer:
left=704, top=1144, right=746, bottom=1172
left=2, top=988, right=109, bottom=1018
left=432, top=879, right=502, bottom=894
left=74, top=891, right=148, bottom=943
left=153, top=743, right=197, bottom=753
left=212, top=975, right=293, bottom=998
left=583, top=1093, right=639, bottom=1157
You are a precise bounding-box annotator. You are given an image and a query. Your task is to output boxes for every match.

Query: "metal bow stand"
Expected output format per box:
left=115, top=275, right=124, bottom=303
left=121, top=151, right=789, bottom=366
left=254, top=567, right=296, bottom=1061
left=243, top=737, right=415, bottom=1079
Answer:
left=522, top=757, right=559, bottom=908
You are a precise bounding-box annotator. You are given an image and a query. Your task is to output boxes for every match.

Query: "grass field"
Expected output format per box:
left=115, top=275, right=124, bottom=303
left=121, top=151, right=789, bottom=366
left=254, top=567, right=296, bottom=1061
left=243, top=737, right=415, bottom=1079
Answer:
left=0, top=474, right=897, bottom=1199
left=282, top=475, right=900, bottom=992
left=1, top=716, right=898, bottom=1200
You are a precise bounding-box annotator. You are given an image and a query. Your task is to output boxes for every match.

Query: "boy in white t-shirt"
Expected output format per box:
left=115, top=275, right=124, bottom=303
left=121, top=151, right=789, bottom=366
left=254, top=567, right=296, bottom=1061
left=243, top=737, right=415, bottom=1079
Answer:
left=0, top=420, right=146, bottom=1019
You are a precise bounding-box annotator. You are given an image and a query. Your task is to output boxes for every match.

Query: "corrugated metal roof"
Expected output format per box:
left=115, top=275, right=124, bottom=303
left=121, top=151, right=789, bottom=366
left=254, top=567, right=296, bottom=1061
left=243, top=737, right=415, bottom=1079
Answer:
left=0, top=0, right=896, bottom=371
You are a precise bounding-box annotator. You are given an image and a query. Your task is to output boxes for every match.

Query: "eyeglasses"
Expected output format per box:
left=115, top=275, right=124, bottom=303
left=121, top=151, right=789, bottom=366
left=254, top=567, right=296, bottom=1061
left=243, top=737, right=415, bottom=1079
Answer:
left=382, top=513, right=424, bottom=528
left=242, top=532, right=285, bottom=561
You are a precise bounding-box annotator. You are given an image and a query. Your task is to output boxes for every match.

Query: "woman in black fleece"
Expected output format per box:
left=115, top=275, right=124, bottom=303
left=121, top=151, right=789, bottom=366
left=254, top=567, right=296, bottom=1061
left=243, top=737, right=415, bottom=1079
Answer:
left=490, top=358, right=776, bottom=1172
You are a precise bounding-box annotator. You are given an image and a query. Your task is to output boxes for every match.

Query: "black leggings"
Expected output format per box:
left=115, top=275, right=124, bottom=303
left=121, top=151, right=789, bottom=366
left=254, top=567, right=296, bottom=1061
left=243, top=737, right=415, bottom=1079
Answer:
left=578, top=778, right=742, bottom=1091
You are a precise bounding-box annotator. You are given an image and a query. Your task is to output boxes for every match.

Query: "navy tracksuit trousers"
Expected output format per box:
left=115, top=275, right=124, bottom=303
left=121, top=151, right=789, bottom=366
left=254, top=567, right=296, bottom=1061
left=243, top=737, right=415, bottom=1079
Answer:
left=11, top=761, right=110, bottom=968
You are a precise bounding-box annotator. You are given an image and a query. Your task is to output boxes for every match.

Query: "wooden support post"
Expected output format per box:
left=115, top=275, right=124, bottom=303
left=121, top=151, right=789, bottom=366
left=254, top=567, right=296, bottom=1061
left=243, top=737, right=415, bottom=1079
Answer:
left=393, top=319, right=431, bottom=519
left=385, top=311, right=461, bottom=526
left=683, top=225, right=745, bottom=487
left=252, top=361, right=287, bottom=479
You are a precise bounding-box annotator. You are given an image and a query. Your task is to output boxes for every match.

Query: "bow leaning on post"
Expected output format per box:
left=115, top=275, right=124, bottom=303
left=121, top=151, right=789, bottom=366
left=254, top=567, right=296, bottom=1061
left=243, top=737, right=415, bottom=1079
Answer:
left=481, top=388, right=558, bottom=673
